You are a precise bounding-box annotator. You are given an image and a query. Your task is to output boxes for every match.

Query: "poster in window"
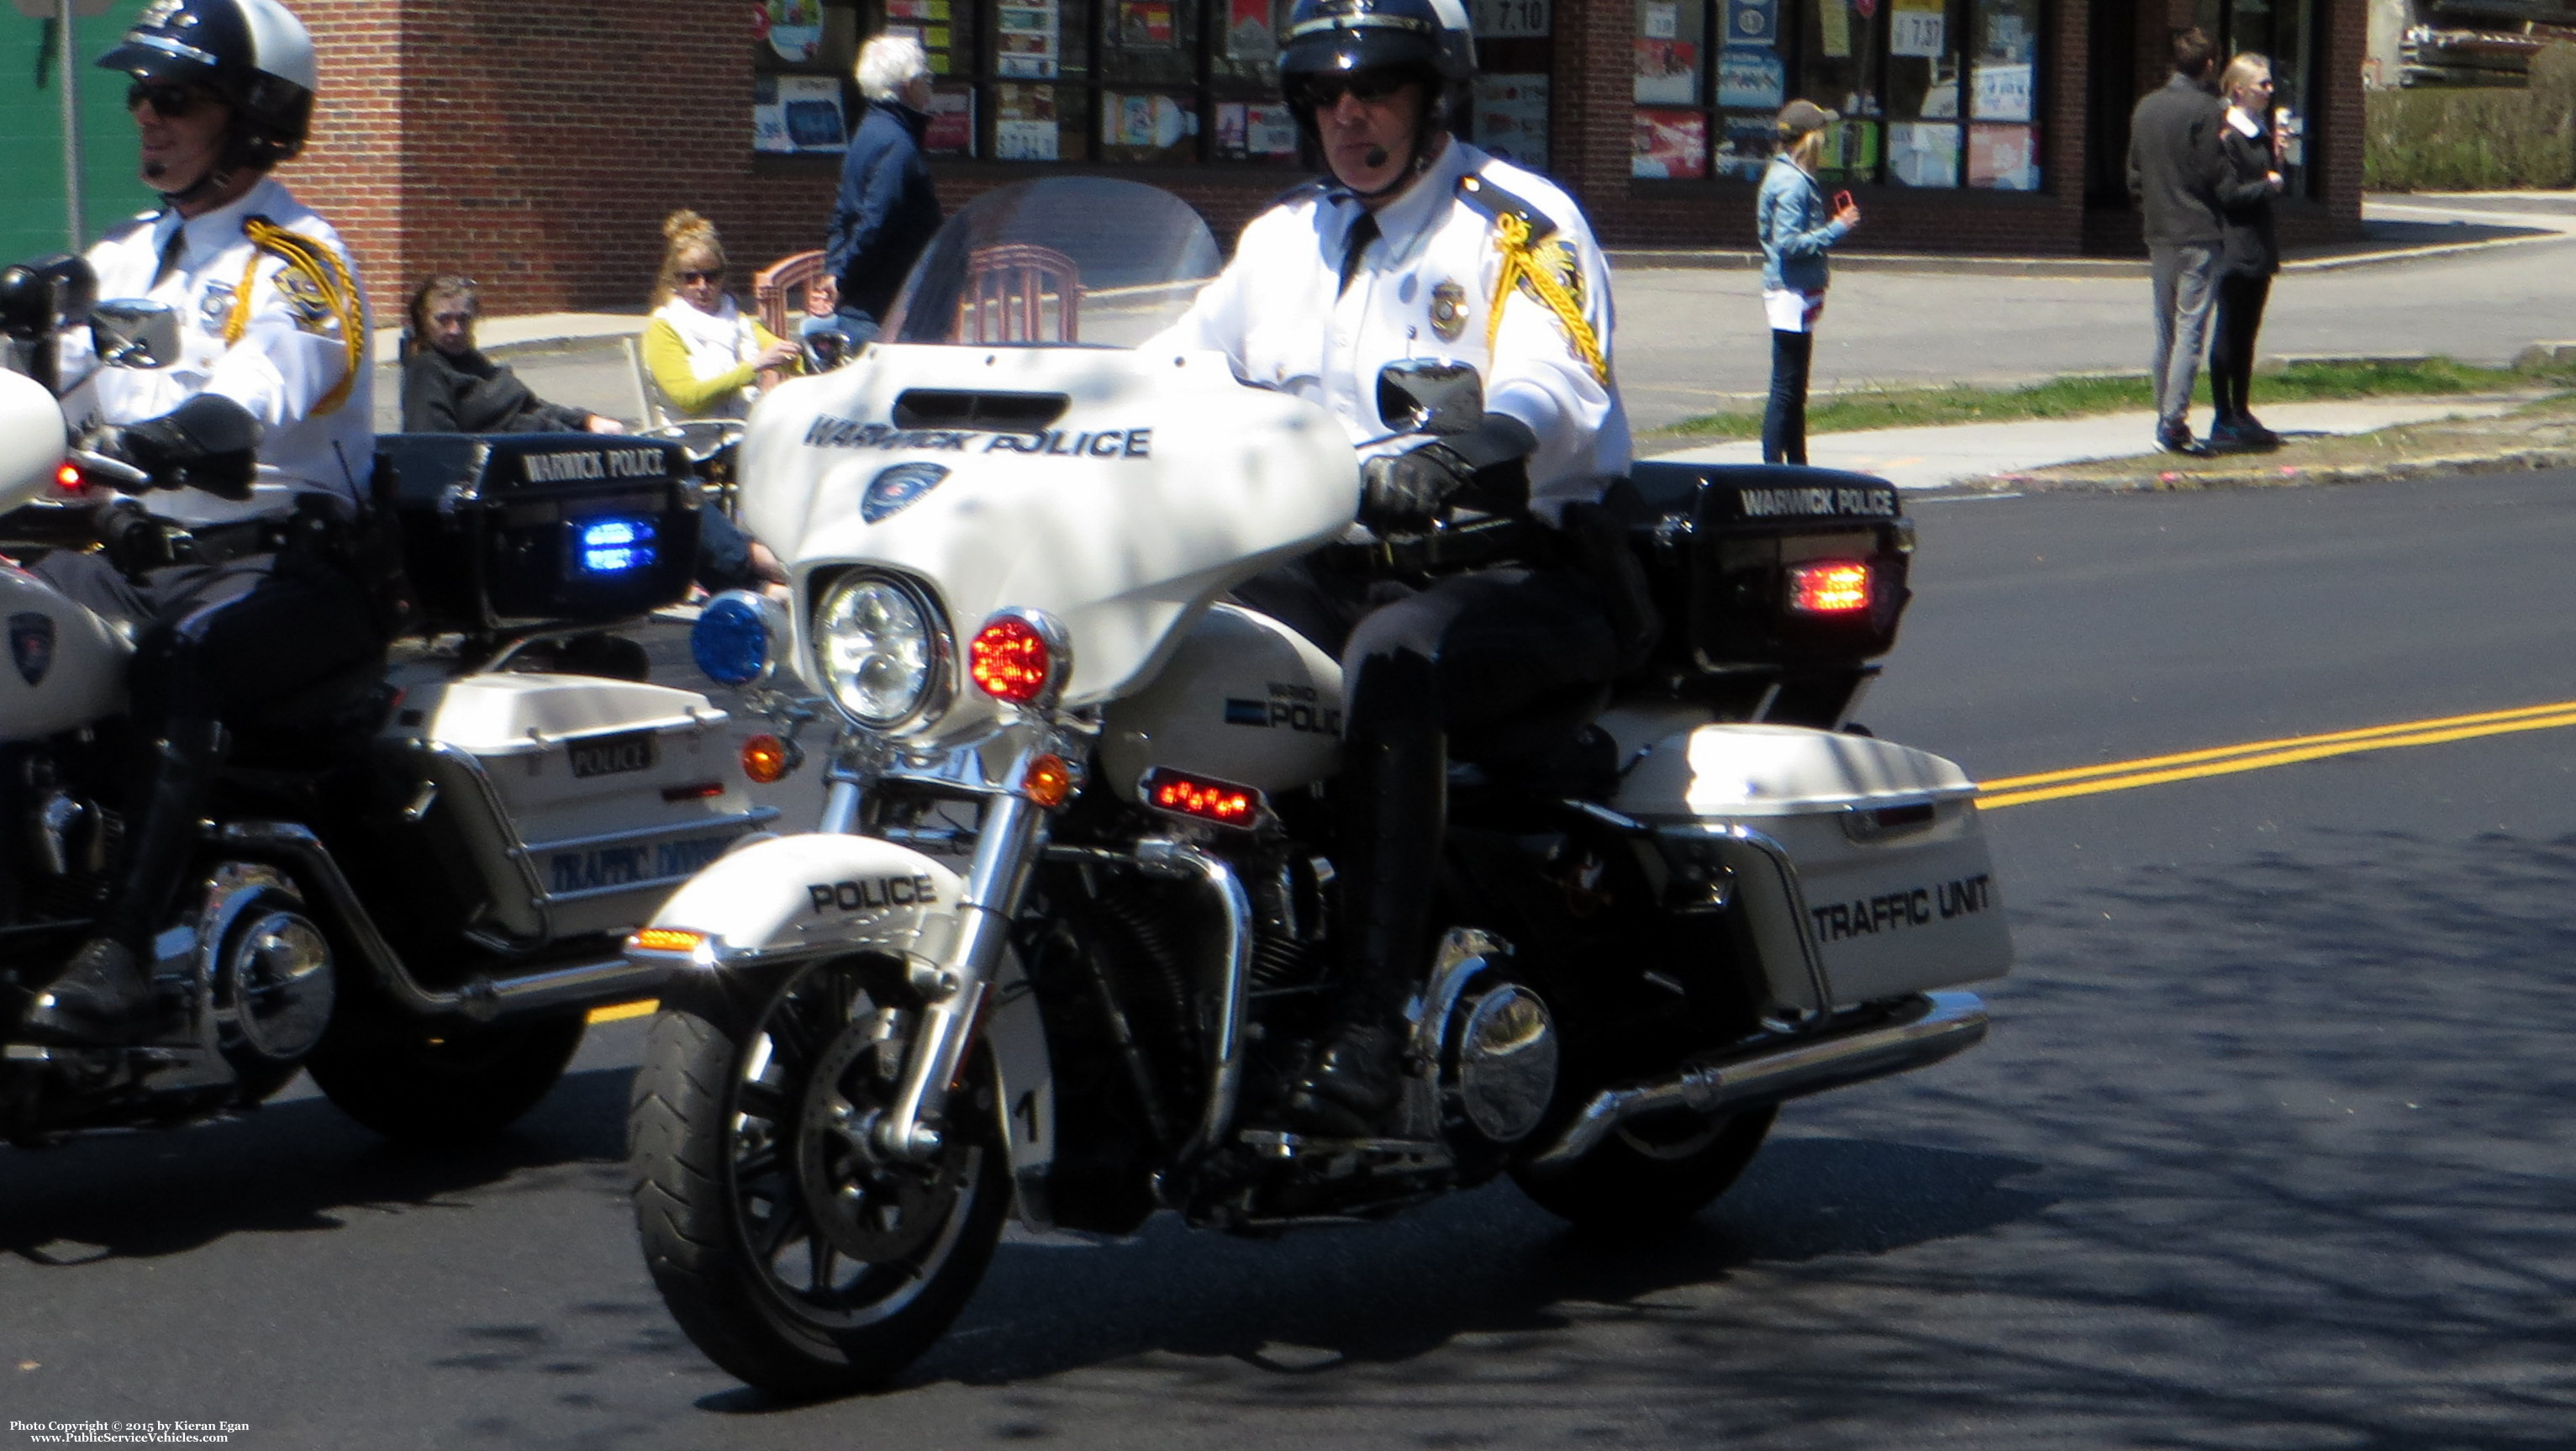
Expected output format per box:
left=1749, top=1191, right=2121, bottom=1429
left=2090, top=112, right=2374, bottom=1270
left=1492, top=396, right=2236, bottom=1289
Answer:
left=1246, top=102, right=1299, bottom=155
left=1633, top=39, right=1699, bottom=104
left=1970, top=61, right=2031, bottom=120
left=1644, top=1, right=1679, bottom=38
left=1888, top=120, right=1959, bottom=184
left=883, top=0, right=948, bottom=18
left=1214, top=102, right=1249, bottom=158
left=1725, top=0, right=1776, bottom=47
left=1714, top=113, right=1773, bottom=177
left=1890, top=0, right=1945, bottom=57
left=1632, top=108, right=1708, bottom=178
left=1226, top=0, right=1278, bottom=60
left=1966, top=122, right=2037, bottom=188
left=998, top=1, right=1061, bottom=78
left=997, top=84, right=1058, bottom=159
left=1473, top=73, right=1549, bottom=171
left=762, top=0, right=824, bottom=62
left=1717, top=50, right=1783, bottom=108
left=755, top=75, right=848, bottom=154
left=1119, top=0, right=1177, bottom=48
left=1815, top=0, right=1850, bottom=57
left=1472, top=0, right=1551, bottom=37
left=1820, top=119, right=1878, bottom=171
left=925, top=85, right=975, bottom=155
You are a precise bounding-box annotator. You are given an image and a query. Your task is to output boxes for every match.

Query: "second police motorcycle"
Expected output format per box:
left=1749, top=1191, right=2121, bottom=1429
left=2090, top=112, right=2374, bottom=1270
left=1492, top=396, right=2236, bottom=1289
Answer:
left=628, top=177, right=2015, bottom=1393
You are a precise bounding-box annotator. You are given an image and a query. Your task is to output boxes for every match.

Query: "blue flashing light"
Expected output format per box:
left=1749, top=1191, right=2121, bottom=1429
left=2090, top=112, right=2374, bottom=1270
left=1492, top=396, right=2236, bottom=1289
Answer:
left=691, top=594, right=771, bottom=686
left=577, top=516, right=657, bottom=576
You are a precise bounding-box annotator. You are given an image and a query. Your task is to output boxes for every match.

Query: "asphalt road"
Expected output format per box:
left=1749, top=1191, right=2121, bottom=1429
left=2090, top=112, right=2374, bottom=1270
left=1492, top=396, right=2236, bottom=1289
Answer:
left=10, top=469, right=2576, bottom=1448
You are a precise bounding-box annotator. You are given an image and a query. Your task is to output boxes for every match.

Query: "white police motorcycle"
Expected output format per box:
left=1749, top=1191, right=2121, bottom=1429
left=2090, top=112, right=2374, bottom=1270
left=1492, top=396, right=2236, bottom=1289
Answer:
left=628, top=177, right=2011, bottom=1395
left=0, top=255, right=776, bottom=1146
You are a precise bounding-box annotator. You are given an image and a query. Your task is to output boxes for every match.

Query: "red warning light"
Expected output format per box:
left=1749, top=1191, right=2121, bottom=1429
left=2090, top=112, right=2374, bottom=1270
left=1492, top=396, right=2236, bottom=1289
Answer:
left=970, top=616, right=1054, bottom=703
left=1787, top=561, right=1872, bottom=614
left=1142, top=768, right=1263, bottom=829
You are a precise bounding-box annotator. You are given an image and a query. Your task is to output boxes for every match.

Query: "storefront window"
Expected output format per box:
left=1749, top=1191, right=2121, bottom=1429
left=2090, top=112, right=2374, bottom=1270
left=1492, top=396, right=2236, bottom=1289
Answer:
left=2194, top=0, right=2315, bottom=195
left=1631, top=0, right=2044, bottom=189
left=1472, top=0, right=1555, bottom=171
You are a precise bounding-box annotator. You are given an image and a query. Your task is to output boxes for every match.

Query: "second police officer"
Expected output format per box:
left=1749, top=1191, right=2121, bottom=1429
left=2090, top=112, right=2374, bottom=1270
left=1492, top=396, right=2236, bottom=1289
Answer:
left=26, top=0, right=382, bottom=1043
left=1155, top=0, right=1641, bottom=1135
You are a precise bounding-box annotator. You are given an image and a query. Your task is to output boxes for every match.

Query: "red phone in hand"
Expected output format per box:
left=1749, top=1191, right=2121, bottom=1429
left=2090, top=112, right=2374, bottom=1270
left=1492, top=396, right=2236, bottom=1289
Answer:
left=1833, top=189, right=1855, bottom=211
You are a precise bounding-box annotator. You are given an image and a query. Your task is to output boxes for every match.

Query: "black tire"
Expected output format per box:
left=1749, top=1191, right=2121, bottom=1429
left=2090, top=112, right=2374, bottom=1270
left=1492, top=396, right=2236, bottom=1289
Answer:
left=307, top=1009, right=586, bottom=1146
left=629, top=957, right=1009, bottom=1399
left=1511, top=1102, right=1777, bottom=1230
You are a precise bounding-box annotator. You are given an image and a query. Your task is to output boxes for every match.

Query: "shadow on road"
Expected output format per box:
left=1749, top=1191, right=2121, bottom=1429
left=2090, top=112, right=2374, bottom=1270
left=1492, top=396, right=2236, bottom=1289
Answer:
left=0, top=1063, right=632, bottom=1264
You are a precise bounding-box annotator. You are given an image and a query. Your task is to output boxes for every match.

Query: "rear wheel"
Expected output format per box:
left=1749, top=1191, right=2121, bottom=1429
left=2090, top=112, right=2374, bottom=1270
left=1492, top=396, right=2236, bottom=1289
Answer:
left=307, top=1007, right=586, bottom=1146
left=628, top=956, right=1009, bottom=1398
left=1511, top=1103, right=1776, bottom=1230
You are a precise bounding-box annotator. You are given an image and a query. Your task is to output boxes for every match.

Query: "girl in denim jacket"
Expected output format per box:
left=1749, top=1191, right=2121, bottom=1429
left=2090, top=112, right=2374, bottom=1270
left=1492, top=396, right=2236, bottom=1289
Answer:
left=1756, top=101, right=1861, bottom=464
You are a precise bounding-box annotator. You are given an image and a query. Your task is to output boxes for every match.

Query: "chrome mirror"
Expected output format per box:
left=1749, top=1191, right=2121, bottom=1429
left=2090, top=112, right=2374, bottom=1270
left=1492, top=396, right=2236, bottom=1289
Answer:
left=90, top=299, right=182, bottom=370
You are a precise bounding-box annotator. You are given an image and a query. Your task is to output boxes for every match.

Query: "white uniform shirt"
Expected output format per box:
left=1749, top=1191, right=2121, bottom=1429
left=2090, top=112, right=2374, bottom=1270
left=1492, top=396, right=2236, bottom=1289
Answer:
left=1155, top=138, right=1631, bottom=524
left=61, top=176, right=371, bottom=525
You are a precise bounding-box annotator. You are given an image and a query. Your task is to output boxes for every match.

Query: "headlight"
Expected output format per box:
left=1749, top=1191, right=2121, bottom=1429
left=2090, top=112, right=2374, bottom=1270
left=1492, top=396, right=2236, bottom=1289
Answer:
left=812, top=572, right=949, bottom=729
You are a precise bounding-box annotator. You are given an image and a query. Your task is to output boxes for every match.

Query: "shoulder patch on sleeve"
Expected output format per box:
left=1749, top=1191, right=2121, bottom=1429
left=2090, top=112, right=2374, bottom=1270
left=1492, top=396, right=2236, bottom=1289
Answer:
left=1455, top=171, right=1560, bottom=245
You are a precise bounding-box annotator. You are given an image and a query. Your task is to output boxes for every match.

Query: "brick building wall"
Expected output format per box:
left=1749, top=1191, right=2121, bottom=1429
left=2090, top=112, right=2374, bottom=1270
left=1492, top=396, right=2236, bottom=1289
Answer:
left=276, top=0, right=2365, bottom=323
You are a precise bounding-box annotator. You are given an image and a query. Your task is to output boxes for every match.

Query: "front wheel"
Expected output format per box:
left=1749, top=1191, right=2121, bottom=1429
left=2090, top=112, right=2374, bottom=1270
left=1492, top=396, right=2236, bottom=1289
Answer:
left=628, top=956, right=1009, bottom=1398
left=1510, top=1103, right=1777, bottom=1231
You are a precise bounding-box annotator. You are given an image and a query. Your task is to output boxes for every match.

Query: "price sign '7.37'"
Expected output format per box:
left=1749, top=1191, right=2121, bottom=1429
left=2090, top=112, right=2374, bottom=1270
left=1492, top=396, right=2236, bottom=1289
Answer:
left=1472, top=0, right=1550, bottom=38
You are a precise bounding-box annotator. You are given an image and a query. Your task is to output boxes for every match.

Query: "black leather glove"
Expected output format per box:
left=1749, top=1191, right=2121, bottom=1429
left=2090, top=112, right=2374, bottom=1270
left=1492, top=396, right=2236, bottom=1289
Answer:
left=1358, top=414, right=1540, bottom=534
left=95, top=394, right=262, bottom=502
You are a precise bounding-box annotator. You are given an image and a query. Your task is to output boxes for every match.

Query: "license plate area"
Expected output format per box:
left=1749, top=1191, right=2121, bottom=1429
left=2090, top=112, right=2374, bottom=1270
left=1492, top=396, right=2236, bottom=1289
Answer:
left=567, top=729, right=657, bottom=779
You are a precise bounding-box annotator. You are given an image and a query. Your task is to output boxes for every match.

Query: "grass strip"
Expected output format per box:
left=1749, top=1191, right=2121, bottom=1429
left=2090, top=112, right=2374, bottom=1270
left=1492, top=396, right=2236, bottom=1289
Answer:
left=1649, top=356, right=2576, bottom=443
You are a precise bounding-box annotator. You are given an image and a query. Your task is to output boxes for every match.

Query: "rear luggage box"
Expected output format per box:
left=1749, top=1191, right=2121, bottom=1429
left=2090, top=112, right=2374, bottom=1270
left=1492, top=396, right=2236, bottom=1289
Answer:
left=1625, top=462, right=1914, bottom=724
left=375, top=433, right=704, bottom=633
left=1612, top=721, right=2011, bottom=1011
left=382, top=674, right=777, bottom=946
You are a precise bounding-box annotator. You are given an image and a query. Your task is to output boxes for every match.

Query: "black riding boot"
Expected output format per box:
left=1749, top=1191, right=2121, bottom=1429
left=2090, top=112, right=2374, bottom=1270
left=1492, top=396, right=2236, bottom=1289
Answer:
left=1289, top=719, right=1447, bottom=1137
left=23, top=724, right=225, bottom=1045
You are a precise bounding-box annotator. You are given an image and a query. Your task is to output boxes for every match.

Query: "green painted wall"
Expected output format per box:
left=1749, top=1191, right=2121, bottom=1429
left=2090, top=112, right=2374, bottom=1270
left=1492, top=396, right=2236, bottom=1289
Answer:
left=2, top=2, right=159, bottom=266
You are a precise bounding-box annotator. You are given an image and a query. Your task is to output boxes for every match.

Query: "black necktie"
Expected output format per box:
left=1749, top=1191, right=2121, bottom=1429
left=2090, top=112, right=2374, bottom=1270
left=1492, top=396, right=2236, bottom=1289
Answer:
left=1339, top=213, right=1379, bottom=296
left=151, top=224, right=187, bottom=288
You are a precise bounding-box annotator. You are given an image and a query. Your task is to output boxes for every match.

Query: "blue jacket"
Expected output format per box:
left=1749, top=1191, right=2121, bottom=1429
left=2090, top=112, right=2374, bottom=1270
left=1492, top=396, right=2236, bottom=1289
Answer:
left=1756, top=155, right=1850, bottom=293
left=825, top=99, right=943, bottom=326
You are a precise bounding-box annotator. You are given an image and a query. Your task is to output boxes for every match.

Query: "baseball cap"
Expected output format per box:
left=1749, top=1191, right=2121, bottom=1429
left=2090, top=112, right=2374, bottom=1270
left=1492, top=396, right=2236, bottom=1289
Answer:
left=1775, top=99, right=1839, bottom=138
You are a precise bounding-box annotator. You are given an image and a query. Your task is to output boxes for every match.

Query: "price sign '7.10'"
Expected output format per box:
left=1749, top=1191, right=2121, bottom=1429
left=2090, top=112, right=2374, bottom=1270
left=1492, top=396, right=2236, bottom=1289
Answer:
left=1472, top=0, right=1550, bottom=38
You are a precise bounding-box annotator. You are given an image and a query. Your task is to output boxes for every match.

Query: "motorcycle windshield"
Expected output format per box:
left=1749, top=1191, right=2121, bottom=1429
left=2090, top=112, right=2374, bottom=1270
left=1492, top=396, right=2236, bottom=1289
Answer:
left=882, top=177, right=1222, bottom=350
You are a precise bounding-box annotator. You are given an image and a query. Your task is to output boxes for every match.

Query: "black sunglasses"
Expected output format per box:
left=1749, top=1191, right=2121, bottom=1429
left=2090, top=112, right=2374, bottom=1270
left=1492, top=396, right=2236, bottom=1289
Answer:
left=126, top=82, right=208, bottom=119
left=677, top=268, right=724, bottom=285
left=1295, top=71, right=1409, bottom=109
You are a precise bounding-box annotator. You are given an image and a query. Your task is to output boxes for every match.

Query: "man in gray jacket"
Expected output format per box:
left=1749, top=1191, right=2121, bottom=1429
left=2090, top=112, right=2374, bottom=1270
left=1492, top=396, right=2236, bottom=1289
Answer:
left=2128, top=27, right=2226, bottom=456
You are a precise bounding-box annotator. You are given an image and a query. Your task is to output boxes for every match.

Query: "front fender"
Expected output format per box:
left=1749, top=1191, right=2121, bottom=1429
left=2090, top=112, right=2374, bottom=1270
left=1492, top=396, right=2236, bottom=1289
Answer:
left=635, top=832, right=1057, bottom=1229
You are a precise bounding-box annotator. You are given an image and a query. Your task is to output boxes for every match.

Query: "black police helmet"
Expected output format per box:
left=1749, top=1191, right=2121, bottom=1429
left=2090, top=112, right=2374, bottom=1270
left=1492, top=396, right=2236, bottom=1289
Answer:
left=97, top=0, right=318, bottom=168
left=1280, top=0, right=1477, bottom=119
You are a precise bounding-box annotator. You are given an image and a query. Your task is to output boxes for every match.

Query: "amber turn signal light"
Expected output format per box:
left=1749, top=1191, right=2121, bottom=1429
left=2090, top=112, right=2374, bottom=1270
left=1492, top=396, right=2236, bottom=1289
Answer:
left=740, top=733, right=793, bottom=784
left=629, top=927, right=705, bottom=954
left=1022, top=752, right=1077, bottom=808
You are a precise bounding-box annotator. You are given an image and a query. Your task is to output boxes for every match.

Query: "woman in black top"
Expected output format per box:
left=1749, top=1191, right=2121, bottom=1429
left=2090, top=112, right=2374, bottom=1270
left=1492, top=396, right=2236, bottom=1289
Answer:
left=400, top=275, right=624, bottom=435
left=2209, top=54, right=2284, bottom=451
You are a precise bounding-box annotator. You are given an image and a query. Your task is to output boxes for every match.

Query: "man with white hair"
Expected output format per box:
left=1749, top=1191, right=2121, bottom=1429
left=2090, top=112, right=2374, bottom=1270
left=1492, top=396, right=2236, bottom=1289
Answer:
left=819, top=34, right=943, bottom=343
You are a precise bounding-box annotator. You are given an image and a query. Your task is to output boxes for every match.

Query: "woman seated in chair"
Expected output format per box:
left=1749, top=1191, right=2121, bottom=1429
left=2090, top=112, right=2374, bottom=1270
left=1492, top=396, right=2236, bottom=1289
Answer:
left=402, top=275, right=626, bottom=435
left=644, top=210, right=800, bottom=421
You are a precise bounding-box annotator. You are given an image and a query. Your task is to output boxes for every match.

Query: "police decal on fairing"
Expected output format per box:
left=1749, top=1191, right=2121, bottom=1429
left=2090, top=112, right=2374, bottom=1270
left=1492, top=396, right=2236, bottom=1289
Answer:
left=806, top=875, right=941, bottom=912
left=1809, top=873, right=1998, bottom=942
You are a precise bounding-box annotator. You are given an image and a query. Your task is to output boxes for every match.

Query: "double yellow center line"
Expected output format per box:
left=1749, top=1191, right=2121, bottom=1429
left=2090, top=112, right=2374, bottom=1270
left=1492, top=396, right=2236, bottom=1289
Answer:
left=1977, top=698, right=2576, bottom=810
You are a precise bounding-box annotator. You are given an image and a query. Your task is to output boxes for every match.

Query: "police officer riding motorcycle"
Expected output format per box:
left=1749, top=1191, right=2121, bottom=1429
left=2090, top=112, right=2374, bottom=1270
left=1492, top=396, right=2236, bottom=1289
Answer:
left=1157, top=0, right=1636, bottom=1135
left=28, top=0, right=382, bottom=1046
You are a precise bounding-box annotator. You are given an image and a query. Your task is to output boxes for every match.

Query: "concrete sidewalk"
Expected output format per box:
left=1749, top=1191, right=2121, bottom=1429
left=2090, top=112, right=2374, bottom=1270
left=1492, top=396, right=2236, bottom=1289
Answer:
left=1646, top=394, right=2540, bottom=491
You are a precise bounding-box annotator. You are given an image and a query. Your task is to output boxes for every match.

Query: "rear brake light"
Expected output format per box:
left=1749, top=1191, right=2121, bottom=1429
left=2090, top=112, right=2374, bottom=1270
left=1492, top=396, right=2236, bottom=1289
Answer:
left=1788, top=561, right=1872, bottom=614
left=1142, top=768, right=1264, bottom=829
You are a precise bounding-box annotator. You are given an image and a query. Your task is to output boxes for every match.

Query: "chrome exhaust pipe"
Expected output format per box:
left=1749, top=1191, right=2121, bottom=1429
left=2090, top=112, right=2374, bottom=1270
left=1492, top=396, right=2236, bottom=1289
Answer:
left=1525, top=991, right=1989, bottom=1173
left=213, top=822, right=673, bottom=1023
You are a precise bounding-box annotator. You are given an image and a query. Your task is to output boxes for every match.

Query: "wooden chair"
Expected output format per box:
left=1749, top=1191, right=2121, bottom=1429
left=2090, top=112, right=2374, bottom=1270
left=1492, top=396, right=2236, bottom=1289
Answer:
left=751, top=249, right=830, bottom=340
left=955, top=244, right=1081, bottom=345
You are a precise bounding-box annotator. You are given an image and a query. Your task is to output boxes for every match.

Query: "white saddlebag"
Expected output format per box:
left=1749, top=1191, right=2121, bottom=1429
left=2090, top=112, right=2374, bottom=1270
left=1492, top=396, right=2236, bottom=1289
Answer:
left=1609, top=720, right=2012, bottom=1011
left=380, top=673, right=777, bottom=945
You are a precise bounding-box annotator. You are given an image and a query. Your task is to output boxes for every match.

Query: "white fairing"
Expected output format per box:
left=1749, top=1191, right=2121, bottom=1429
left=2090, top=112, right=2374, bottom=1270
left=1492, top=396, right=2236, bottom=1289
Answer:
left=1614, top=721, right=2012, bottom=1008
left=0, top=367, right=66, bottom=514
left=741, top=345, right=1357, bottom=742
left=646, top=832, right=1055, bottom=1206
left=0, top=564, right=129, bottom=742
left=1098, top=603, right=1343, bottom=801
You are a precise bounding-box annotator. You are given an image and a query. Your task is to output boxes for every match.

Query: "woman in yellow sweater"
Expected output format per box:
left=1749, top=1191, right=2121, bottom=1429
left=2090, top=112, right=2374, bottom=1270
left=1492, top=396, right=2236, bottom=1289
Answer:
left=642, top=210, right=800, bottom=420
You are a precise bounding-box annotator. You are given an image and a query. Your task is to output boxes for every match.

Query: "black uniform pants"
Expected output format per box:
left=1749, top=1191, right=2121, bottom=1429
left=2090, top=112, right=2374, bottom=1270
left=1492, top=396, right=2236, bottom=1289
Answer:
left=2209, top=272, right=2273, bottom=425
